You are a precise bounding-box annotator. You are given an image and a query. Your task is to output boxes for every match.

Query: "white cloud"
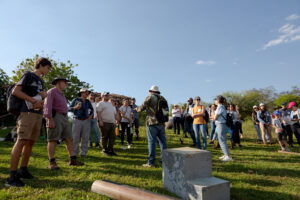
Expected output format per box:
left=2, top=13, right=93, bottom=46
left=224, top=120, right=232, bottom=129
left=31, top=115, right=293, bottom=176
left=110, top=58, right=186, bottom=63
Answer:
left=261, top=23, right=300, bottom=50
left=196, top=60, right=216, bottom=65
left=205, top=79, right=211, bottom=83
left=286, top=14, right=300, bottom=21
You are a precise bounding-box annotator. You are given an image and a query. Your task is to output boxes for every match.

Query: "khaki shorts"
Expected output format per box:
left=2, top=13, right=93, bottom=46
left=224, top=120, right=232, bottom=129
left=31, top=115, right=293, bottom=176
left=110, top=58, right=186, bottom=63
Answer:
left=47, top=113, right=72, bottom=142
left=17, top=112, right=43, bottom=141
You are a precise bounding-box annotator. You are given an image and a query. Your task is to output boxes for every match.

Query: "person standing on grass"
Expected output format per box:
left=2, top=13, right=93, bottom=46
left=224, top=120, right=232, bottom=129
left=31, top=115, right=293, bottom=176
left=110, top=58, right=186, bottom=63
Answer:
left=214, top=95, right=233, bottom=162
left=184, top=98, right=197, bottom=146
left=280, top=102, right=294, bottom=147
left=6, top=58, right=51, bottom=187
left=172, top=104, right=181, bottom=135
left=69, top=88, right=94, bottom=158
left=88, top=93, right=101, bottom=148
left=119, top=99, right=133, bottom=150
left=272, top=111, right=292, bottom=152
left=135, top=85, right=167, bottom=168
left=131, top=98, right=140, bottom=140
left=229, top=104, right=242, bottom=148
left=97, top=92, right=118, bottom=156
left=252, top=105, right=263, bottom=143
left=209, top=104, right=217, bottom=144
left=44, top=77, right=84, bottom=170
left=235, top=105, right=244, bottom=138
left=289, top=102, right=300, bottom=146
left=257, top=103, right=273, bottom=145
left=192, top=96, right=207, bottom=150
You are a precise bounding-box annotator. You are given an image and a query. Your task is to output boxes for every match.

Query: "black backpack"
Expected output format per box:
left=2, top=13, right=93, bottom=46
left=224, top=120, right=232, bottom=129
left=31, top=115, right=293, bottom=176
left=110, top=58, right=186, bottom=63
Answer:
left=6, top=73, right=30, bottom=116
left=204, top=110, right=209, bottom=123
left=226, top=113, right=234, bottom=128
left=155, top=95, right=169, bottom=123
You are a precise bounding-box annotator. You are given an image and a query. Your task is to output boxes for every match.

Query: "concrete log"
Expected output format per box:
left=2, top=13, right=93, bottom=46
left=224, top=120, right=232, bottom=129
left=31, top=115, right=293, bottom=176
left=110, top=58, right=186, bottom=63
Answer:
left=91, top=180, right=178, bottom=200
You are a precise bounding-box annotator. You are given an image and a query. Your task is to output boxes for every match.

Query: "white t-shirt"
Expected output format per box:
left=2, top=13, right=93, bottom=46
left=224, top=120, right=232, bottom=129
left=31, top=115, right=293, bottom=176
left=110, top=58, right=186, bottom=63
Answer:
left=119, top=106, right=132, bottom=123
left=172, top=108, right=181, bottom=118
left=273, top=118, right=283, bottom=133
left=91, top=102, right=97, bottom=118
left=96, top=101, right=116, bottom=124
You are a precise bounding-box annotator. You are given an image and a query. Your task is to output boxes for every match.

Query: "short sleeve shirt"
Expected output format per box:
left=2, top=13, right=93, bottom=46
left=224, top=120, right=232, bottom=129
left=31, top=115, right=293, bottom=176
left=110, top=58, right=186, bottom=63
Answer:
left=215, top=105, right=226, bottom=124
left=119, top=106, right=132, bottom=123
left=17, top=72, right=44, bottom=115
left=273, top=118, right=283, bottom=133
left=96, top=101, right=116, bottom=124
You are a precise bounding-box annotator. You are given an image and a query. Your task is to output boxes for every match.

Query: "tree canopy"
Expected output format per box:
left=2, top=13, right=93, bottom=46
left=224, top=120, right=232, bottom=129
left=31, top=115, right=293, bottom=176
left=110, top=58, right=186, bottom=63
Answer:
left=0, top=67, right=10, bottom=115
left=11, top=54, right=92, bottom=102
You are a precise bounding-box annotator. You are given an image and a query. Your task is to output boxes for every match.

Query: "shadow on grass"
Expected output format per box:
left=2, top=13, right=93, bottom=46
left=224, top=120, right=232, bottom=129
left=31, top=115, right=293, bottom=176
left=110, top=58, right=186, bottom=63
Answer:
left=230, top=187, right=299, bottom=200
left=215, top=163, right=300, bottom=178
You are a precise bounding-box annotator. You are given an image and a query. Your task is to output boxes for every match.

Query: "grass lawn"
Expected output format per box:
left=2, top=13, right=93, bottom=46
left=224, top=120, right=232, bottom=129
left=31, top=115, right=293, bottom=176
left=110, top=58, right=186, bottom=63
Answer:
left=0, top=120, right=300, bottom=200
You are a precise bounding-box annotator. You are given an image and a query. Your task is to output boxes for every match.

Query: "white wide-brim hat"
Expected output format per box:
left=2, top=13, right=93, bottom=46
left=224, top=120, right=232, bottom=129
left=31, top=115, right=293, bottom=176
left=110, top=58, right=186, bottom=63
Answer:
left=149, top=85, right=160, bottom=93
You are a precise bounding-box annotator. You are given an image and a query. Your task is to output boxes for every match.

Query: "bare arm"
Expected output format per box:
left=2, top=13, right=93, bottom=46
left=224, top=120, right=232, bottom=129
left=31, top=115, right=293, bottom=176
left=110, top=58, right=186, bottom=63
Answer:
left=12, top=85, right=42, bottom=109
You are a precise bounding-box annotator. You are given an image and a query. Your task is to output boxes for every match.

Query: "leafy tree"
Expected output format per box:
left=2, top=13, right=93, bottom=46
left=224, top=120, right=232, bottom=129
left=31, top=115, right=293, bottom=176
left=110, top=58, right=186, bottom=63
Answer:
left=11, top=54, right=92, bottom=102
left=0, top=68, right=10, bottom=115
left=274, top=94, right=300, bottom=107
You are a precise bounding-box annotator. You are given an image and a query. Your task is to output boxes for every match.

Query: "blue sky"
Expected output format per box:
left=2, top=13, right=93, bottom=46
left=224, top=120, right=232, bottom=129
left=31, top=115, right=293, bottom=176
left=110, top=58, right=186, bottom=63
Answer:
left=0, top=0, right=300, bottom=105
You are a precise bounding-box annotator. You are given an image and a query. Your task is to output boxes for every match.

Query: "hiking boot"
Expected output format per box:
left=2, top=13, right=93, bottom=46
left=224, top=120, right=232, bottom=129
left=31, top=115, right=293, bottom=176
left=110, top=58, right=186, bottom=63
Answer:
left=108, top=150, right=117, bottom=156
left=5, top=176, right=24, bottom=187
left=95, top=143, right=100, bottom=148
left=17, top=168, right=33, bottom=179
left=48, top=161, right=60, bottom=170
left=142, top=163, right=155, bottom=168
left=69, top=159, right=84, bottom=166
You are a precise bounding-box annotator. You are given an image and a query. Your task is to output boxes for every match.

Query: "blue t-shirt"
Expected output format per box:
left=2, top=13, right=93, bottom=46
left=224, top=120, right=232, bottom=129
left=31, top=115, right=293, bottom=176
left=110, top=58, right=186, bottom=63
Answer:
left=215, top=104, right=227, bottom=124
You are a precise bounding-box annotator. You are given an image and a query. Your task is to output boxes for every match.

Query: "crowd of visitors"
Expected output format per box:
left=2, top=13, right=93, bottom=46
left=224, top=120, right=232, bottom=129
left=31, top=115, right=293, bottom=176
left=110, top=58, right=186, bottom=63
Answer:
left=4, top=57, right=300, bottom=188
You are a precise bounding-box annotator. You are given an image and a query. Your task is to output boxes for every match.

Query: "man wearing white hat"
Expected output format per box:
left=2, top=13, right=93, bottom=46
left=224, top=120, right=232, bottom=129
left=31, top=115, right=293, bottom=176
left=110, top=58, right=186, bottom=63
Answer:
left=136, top=85, right=168, bottom=167
left=69, top=88, right=94, bottom=158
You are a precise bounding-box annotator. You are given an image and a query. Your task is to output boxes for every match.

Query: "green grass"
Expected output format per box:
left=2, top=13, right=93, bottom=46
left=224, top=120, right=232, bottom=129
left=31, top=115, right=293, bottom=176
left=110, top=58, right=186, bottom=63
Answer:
left=0, top=120, right=300, bottom=200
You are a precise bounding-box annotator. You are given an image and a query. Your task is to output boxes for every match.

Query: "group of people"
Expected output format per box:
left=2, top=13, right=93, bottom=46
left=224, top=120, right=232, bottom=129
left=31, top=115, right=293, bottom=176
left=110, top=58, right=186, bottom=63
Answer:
left=252, top=102, right=300, bottom=151
left=5, top=57, right=300, bottom=188
left=171, top=97, right=244, bottom=152
left=5, top=57, right=145, bottom=187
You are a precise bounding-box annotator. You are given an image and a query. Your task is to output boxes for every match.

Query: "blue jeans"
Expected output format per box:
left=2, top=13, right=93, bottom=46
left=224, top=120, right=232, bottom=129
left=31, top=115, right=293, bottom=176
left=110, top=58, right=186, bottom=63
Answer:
left=216, top=123, right=230, bottom=156
left=209, top=120, right=216, bottom=140
left=254, top=124, right=263, bottom=141
left=146, top=125, right=167, bottom=165
left=193, top=124, right=207, bottom=150
left=89, top=118, right=101, bottom=145
left=184, top=120, right=196, bottom=144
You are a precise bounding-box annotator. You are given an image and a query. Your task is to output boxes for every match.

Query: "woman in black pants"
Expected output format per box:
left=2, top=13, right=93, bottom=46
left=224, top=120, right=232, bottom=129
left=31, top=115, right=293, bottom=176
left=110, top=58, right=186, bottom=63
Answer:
left=289, top=102, right=300, bottom=146
left=119, top=99, right=133, bottom=150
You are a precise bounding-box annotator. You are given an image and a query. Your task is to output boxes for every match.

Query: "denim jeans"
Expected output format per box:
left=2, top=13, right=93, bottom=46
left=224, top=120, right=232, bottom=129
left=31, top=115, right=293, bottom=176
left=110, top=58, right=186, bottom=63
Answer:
left=184, top=120, right=196, bottom=144
left=146, top=125, right=167, bottom=165
left=209, top=120, right=216, bottom=140
left=216, top=123, right=230, bottom=156
left=89, top=118, right=101, bottom=145
left=254, top=124, right=263, bottom=141
left=193, top=124, right=207, bottom=150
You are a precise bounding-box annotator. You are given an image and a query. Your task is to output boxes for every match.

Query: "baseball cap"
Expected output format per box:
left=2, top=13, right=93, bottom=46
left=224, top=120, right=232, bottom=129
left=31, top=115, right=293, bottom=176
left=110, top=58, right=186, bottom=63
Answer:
left=273, top=110, right=281, bottom=116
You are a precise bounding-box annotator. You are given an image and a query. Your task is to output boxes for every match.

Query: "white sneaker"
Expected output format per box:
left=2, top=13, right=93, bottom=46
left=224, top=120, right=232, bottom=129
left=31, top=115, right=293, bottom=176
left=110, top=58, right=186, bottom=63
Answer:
left=128, top=144, right=132, bottom=149
left=121, top=145, right=126, bottom=150
left=222, top=156, right=233, bottom=162
left=219, top=155, right=225, bottom=160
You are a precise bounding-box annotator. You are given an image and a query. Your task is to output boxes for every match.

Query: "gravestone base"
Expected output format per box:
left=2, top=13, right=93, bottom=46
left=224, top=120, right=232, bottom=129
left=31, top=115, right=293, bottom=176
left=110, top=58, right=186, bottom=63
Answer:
left=162, top=147, right=230, bottom=200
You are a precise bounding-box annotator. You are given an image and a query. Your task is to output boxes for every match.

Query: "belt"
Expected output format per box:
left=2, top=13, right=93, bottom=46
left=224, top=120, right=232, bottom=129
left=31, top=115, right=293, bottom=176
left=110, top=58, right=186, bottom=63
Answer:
left=57, top=113, right=67, bottom=117
left=75, top=117, right=88, bottom=120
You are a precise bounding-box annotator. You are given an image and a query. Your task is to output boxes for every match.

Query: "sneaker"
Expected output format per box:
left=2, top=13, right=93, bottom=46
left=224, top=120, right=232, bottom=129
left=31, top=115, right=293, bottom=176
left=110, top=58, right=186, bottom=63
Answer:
left=95, top=143, right=100, bottom=148
left=102, top=150, right=110, bottom=156
left=142, top=163, right=155, bottom=168
left=285, top=148, right=292, bottom=152
left=5, top=176, right=24, bottom=187
left=128, top=144, right=132, bottom=149
left=48, top=161, right=60, bottom=170
left=121, top=145, right=126, bottom=150
left=219, top=155, right=225, bottom=160
left=281, top=147, right=286, bottom=151
left=69, top=159, right=84, bottom=166
left=222, top=156, right=233, bottom=162
left=17, top=168, right=34, bottom=179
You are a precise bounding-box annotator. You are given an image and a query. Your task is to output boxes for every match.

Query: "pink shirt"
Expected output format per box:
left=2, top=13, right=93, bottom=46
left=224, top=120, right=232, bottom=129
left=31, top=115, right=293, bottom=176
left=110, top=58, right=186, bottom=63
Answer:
left=43, top=87, right=68, bottom=118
